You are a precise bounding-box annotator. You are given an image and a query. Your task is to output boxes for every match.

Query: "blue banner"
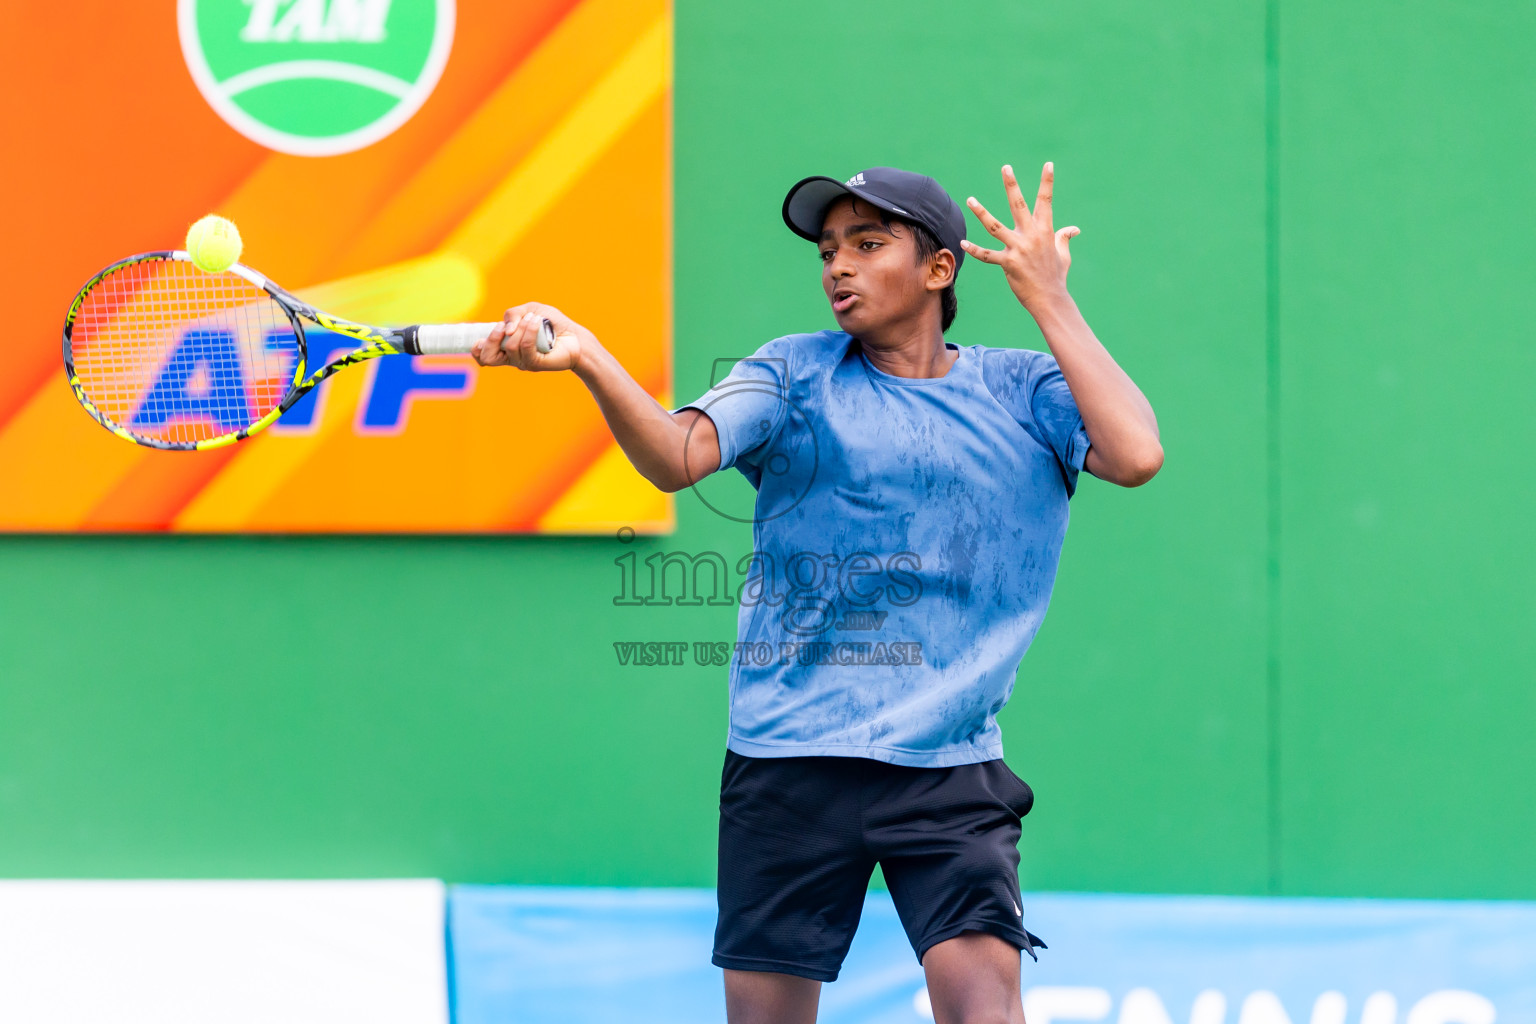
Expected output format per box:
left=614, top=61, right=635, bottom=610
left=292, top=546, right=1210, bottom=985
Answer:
left=449, top=887, right=1536, bottom=1024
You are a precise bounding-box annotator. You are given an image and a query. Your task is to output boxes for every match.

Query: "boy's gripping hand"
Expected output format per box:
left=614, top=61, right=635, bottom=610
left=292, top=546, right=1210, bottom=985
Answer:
left=960, top=162, right=1081, bottom=313
left=472, top=302, right=590, bottom=372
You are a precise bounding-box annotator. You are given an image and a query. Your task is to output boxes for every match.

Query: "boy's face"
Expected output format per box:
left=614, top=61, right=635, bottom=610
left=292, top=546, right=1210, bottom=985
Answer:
left=819, top=195, right=947, bottom=338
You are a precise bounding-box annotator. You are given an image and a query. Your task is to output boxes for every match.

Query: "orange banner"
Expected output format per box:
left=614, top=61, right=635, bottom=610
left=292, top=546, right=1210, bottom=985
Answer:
left=0, top=0, right=672, bottom=533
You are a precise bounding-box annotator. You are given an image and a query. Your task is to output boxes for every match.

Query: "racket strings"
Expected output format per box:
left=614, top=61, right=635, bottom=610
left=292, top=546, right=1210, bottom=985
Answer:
left=70, top=260, right=296, bottom=445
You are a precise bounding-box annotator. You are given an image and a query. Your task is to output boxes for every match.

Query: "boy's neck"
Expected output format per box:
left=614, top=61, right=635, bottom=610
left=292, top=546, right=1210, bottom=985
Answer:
left=855, top=313, right=954, bottom=379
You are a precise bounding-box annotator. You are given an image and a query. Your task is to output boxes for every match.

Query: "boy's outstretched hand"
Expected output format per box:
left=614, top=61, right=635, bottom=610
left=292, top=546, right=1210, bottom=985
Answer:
left=960, top=162, right=1081, bottom=314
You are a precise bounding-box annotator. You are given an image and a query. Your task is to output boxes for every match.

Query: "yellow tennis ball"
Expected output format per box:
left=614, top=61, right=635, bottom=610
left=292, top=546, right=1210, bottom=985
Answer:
left=185, top=215, right=243, bottom=274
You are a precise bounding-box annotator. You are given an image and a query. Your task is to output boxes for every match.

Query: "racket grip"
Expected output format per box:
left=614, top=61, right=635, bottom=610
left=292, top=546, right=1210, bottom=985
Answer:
left=411, top=319, right=555, bottom=356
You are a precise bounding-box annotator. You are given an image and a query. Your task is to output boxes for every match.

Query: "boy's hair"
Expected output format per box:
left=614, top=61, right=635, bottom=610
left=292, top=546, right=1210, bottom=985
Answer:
left=870, top=205, right=959, bottom=333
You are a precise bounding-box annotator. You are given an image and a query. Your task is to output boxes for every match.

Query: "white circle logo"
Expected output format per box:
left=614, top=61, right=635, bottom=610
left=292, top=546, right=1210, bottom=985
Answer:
left=178, top=0, right=455, bottom=157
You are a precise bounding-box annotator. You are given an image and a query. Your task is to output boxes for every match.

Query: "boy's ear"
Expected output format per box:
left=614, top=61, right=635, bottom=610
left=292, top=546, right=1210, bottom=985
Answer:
left=927, top=248, right=957, bottom=291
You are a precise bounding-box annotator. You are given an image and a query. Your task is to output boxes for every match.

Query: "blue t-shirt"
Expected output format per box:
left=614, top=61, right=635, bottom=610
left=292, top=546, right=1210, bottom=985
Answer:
left=680, top=330, right=1091, bottom=768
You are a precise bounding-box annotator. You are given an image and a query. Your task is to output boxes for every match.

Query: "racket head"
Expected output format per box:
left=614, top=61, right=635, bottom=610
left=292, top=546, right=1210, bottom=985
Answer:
left=62, top=252, right=306, bottom=450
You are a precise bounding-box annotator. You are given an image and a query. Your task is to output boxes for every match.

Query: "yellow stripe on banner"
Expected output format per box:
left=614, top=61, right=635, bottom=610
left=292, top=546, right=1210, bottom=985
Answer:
left=538, top=393, right=675, bottom=535
left=442, top=14, right=671, bottom=268
left=299, top=252, right=485, bottom=325
left=173, top=17, right=671, bottom=531
left=335, top=0, right=664, bottom=271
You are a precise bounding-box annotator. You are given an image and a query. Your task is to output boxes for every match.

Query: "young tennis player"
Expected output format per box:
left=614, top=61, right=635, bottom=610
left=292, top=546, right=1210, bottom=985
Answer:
left=474, top=162, right=1162, bottom=1024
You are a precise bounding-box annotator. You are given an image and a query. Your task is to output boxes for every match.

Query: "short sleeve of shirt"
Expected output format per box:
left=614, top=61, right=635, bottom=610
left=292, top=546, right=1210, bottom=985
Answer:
left=980, top=347, right=1092, bottom=497
left=674, top=337, right=795, bottom=476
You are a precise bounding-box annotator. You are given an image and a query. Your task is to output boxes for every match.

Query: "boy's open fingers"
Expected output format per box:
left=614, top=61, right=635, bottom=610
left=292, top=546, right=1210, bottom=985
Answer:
left=1002, top=164, right=1032, bottom=227
left=966, top=195, right=1011, bottom=241
left=959, top=238, right=1004, bottom=265
left=1035, top=162, right=1054, bottom=231
left=1055, top=225, right=1079, bottom=263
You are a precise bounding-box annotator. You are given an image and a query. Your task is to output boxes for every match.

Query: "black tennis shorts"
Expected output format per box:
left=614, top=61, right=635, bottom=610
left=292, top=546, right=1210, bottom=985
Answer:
left=713, top=749, right=1046, bottom=982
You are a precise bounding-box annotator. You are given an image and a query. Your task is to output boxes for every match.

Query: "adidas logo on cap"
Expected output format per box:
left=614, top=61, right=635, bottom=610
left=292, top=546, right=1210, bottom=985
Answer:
left=846, top=172, right=866, bottom=186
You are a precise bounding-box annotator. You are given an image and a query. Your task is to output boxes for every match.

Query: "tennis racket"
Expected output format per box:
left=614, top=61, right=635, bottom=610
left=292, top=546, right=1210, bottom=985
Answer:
left=62, top=250, right=553, bottom=450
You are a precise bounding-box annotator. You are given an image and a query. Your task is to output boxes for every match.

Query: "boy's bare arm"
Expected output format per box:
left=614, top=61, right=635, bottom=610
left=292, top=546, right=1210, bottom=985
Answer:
left=472, top=303, right=721, bottom=494
left=962, top=162, right=1164, bottom=488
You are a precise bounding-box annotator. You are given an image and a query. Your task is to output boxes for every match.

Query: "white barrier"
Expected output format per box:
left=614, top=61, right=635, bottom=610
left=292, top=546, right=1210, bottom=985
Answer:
left=0, top=880, right=447, bottom=1024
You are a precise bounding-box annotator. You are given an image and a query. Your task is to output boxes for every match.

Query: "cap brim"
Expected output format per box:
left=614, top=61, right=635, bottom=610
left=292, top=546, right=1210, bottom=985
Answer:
left=782, top=176, right=910, bottom=244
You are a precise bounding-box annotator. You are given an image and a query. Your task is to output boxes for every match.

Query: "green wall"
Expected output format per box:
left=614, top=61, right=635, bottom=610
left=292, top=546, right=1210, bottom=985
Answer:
left=1275, top=0, right=1536, bottom=897
left=1, top=0, right=1530, bottom=897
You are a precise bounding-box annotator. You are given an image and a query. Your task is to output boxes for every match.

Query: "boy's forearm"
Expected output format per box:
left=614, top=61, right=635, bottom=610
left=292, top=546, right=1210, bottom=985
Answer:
left=1028, top=290, right=1163, bottom=481
left=573, top=339, right=689, bottom=491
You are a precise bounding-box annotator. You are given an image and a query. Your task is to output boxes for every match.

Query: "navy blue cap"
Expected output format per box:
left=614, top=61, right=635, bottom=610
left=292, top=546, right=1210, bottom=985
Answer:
left=782, top=167, right=967, bottom=273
